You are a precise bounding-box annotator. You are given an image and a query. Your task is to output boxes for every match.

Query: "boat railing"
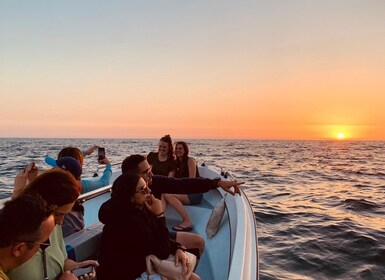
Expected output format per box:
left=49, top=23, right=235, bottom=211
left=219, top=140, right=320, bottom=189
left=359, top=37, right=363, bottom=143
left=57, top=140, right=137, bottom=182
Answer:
left=78, top=168, right=121, bottom=203
left=0, top=187, right=113, bottom=209
left=91, top=162, right=121, bottom=177
left=227, top=186, right=258, bottom=279
left=77, top=185, right=112, bottom=204
left=216, top=168, right=259, bottom=280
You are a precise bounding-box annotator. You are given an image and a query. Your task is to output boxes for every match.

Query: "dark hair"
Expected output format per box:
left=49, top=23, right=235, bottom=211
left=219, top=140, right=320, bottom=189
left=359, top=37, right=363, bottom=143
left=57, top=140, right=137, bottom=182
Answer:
left=175, top=141, right=190, bottom=159
left=121, top=154, right=146, bottom=174
left=58, top=147, right=84, bottom=166
left=175, top=141, right=190, bottom=178
left=23, top=169, right=80, bottom=207
left=111, top=173, right=141, bottom=205
left=0, top=194, right=54, bottom=248
left=160, top=134, right=174, bottom=159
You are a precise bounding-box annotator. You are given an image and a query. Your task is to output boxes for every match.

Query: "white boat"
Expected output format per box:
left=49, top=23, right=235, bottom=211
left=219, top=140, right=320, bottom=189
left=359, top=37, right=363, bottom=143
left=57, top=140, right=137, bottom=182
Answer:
left=66, top=164, right=259, bottom=280
left=2, top=164, right=259, bottom=279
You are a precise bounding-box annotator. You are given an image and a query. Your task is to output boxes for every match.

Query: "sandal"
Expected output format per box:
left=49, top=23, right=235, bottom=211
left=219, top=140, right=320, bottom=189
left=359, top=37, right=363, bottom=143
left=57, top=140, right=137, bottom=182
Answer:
left=172, top=224, right=193, bottom=232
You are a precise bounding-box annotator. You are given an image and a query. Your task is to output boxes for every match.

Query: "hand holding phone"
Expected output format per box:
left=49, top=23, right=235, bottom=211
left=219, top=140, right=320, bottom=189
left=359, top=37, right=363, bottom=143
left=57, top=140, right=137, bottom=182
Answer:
left=97, top=147, right=105, bottom=163
left=72, top=265, right=94, bottom=278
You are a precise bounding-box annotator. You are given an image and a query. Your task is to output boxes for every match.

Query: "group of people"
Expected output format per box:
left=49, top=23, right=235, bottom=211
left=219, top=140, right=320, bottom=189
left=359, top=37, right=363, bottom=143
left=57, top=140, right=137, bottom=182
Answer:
left=148, top=135, right=203, bottom=231
left=0, top=137, right=243, bottom=280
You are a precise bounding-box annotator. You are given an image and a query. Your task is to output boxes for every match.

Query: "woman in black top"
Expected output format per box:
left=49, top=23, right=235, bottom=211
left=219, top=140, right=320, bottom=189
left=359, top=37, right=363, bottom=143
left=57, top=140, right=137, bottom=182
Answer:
left=97, top=173, right=200, bottom=280
left=147, top=134, right=177, bottom=177
left=162, top=141, right=203, bottom=232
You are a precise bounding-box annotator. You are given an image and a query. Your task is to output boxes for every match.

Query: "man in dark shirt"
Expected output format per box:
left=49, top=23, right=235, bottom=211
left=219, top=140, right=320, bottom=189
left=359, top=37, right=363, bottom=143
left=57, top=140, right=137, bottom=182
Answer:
left=121, top=154, right=243, bottom=197
left=118, top=154, right=243, bottom=256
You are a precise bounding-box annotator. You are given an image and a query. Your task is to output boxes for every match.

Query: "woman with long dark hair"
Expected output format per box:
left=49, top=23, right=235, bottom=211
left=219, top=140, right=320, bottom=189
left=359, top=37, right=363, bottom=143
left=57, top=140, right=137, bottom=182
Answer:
left=97, top=172, right=200, bottom=280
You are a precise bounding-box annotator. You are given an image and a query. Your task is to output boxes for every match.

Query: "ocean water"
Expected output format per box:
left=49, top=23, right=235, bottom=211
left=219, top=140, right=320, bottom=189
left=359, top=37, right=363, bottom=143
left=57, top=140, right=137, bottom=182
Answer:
left=1, top=138, right=385, bottom=279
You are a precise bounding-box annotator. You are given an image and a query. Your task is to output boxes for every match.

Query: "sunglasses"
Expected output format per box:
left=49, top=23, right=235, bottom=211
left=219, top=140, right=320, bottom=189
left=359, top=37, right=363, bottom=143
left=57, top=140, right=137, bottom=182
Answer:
left=25, top=240, right=51, bottom=249
left=19, top=238, right=50, bottom=249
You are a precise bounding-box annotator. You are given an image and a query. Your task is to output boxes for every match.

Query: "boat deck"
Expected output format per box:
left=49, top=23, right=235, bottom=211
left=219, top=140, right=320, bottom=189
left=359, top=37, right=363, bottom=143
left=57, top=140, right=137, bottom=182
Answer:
left=165, top=190, right=231, bottom=280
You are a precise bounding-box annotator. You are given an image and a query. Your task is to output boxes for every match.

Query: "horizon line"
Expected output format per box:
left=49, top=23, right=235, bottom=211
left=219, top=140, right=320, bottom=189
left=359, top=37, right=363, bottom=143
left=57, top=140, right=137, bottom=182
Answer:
left=1, top=136, right=384, bottom=142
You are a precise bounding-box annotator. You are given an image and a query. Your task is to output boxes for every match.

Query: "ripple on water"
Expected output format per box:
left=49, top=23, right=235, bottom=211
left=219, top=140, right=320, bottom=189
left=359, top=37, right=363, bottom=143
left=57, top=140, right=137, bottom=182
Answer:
left=342, top=198, right=379, bottom=212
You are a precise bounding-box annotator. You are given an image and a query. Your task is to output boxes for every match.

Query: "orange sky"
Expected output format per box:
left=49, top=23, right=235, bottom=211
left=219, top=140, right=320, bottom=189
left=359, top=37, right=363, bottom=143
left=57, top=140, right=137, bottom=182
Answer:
left=1, top=1, right=384, bottom=140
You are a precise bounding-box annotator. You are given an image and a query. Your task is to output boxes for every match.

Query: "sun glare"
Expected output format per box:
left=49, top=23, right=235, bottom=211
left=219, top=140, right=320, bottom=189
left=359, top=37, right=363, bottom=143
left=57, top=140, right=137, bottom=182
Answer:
left=337, top=132, right=345, bottom=140
left=327, top=125, right=352, bottom=140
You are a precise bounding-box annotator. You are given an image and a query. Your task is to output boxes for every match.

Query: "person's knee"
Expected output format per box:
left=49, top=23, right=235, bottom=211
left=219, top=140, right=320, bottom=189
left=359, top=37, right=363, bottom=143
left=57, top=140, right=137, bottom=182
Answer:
left=176, top=232, right=205, bottom=254
left=196, top=235, right=205, bottom=252
left=163, top=193, right=172, bottom=201
left=190, top=234, right=205, bottom=254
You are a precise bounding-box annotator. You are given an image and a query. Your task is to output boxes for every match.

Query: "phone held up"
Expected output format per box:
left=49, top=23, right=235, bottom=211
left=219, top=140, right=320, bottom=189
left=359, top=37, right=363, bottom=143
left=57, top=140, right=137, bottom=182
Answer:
left=72, top=265, right=94, bottom=277
left=97, top=147, right=106, bottom=163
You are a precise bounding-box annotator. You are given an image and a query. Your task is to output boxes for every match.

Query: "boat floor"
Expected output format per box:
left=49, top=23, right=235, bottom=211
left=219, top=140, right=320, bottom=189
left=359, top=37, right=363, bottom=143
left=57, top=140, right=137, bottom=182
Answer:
left=164, top=191, right=231, bottom=280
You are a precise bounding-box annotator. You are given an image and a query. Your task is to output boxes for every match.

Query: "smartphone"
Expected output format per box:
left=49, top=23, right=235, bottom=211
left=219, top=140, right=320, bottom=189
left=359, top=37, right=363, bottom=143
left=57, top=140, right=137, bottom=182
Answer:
left=97, top=147, right=105, bottom=163
left=72, top=265, right=94, bottom=277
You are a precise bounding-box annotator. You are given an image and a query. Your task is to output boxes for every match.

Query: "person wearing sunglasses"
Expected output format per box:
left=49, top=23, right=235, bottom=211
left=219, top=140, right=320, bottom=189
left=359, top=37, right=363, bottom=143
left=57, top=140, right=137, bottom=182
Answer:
left=0, top=194, right=55, bottom=280
left=97, top=172, right=200, bottom=279
left=7, top=169, right=98, bottom=280
left=100, top=154, right=244, bottom=261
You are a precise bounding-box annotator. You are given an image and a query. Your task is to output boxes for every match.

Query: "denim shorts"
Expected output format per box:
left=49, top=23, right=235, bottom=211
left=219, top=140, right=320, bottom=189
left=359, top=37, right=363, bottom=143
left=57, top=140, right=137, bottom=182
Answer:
left=187, top=193, right=203, bottom=204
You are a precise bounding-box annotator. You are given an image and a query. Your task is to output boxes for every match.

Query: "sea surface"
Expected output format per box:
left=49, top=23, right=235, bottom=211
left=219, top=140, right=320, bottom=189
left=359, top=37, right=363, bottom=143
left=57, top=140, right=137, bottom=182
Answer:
left=0, top=138, right=385, bottom=279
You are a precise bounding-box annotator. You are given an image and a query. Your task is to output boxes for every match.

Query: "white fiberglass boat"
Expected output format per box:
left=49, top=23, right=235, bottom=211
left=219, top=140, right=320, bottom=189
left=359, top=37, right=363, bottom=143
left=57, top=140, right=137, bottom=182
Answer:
left=66, top=164, right=259, bottom=279
left=2, top=164, right=259, bottom=279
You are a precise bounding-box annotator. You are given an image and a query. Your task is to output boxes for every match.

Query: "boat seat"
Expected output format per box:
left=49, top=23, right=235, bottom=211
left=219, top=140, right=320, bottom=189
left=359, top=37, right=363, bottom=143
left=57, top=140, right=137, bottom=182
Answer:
left=64, top=222, right=104, bottom=261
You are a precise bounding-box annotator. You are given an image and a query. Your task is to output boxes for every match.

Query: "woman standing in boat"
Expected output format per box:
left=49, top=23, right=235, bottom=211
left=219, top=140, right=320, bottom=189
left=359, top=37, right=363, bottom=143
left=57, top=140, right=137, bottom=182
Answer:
left=147, top=135, right=177, bottom=177
left=162, top=141, right=202, bottom=231
left=97, top=172, right=200, bottom=280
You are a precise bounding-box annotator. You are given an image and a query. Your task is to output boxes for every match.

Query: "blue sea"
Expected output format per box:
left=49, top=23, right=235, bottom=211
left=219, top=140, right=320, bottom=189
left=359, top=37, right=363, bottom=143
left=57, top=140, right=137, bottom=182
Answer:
left=1, top=138, right=385, bottom=279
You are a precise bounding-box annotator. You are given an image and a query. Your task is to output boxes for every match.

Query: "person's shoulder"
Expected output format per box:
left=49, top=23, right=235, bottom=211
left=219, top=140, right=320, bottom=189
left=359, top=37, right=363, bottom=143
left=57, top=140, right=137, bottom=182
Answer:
left=50, top=224, right=64, bottom=240
left=167, top=156, right=176, bottom=163
left=99, top=199, right=114, bottom=224
left=152, top=174, right=173, bottom=183
left=187, top=157, right=197, bottom=165
left=147, top=152, right=157, bottom=161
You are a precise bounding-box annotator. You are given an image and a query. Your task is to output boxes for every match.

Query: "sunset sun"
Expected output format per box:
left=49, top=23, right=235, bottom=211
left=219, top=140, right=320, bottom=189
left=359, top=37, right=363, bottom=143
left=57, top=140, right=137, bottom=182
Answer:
left=337, top=132, right=345, bottom=140
left=328, top=125, right=352, bottom=140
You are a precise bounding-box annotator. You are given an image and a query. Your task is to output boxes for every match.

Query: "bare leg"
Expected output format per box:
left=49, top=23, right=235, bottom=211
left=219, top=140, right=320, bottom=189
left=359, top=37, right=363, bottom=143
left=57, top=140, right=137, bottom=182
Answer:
left=176, top=232, right=205, bottom=257
left=161, top=194, right=167, bottom=211
left=163, top=194, right=192, bottom=228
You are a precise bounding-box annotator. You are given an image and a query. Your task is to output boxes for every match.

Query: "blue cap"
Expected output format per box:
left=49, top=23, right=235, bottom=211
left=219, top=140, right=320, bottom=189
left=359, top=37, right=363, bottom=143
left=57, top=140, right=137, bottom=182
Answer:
left=45, top=156, right=82, bottom=180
